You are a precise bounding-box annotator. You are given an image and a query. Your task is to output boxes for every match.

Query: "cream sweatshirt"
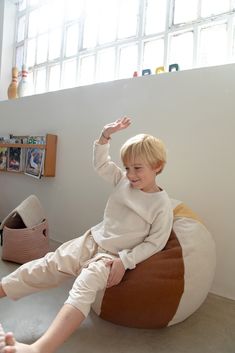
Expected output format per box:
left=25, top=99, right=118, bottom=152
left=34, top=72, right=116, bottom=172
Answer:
left=91, top=141, right=173, bottom=270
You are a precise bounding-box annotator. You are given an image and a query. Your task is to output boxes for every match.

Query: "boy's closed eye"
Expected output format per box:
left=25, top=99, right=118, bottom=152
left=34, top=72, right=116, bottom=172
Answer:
left=125, top=166, right=143, bottom=171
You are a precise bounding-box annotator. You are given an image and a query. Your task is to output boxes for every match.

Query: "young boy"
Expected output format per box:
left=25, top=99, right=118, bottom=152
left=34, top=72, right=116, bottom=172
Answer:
left=0, top=116, right=173, bottom=353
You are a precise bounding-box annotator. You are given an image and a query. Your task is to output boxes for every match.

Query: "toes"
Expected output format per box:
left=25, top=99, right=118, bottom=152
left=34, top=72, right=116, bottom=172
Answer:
left=0, top=324, right=6, bottom=353
left=5, top=334, right=15, bottom=347
left=3, top=347, right=16, bottom=353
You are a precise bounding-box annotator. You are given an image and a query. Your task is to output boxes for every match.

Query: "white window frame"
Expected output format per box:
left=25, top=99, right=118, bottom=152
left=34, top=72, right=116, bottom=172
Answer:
left=13, top=0, right=235, bottom=95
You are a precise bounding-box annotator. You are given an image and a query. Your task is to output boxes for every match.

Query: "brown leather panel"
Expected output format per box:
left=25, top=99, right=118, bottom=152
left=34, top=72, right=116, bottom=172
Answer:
left=100, top=229, right=184, bottom=328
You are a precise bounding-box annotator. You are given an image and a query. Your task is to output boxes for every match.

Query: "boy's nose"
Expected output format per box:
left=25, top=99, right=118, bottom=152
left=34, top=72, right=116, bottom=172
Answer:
left=127, top=170, right=135, bottom=178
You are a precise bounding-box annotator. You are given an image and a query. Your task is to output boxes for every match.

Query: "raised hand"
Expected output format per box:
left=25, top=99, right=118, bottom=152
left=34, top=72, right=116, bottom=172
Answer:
left=102, top=116, right=131, bottom=139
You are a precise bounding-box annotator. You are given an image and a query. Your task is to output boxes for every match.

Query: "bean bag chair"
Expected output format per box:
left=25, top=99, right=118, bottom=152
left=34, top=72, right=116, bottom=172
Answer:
left=92, top=199, right=216, bottom=328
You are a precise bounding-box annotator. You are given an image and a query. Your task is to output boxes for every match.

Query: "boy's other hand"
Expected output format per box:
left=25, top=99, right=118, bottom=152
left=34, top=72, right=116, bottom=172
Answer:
left=105, top=258, right=126, bottom=288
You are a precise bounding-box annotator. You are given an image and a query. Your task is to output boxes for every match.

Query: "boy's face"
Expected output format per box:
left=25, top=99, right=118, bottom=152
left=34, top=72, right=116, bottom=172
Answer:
left=124, top=157, right=161, bottom=193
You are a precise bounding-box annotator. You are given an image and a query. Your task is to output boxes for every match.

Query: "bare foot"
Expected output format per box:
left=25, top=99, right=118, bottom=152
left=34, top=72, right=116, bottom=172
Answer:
left=0, top=324, right=6, bottom=353
left=4, top=342, right=39, bottom=353
left=0, top=325, right=39, bottom=353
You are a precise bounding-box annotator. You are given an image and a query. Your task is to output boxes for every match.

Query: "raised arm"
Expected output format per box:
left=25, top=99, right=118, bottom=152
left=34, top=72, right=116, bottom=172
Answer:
left=93, top=117, right=131, bottom=185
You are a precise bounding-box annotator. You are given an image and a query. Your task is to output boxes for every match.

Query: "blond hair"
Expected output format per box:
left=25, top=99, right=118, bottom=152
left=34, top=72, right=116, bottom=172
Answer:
left=120, top=134, right=167, bottom=174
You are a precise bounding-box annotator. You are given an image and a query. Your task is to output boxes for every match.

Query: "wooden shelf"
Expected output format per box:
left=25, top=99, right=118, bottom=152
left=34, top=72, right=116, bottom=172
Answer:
left=0, top=134, right=57, bottom=177
left=44, top=134, right=57, bottom=177
left=0, top=143, right=45, bottom=149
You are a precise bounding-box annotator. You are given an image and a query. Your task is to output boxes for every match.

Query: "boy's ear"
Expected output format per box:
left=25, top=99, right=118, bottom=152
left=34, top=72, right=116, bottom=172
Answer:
left=153, top=162, right=163, bottom=174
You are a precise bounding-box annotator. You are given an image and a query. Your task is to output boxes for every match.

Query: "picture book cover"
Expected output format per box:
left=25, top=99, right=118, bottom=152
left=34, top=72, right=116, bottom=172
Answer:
left=25, top=147, right=45, bottom=178
left=7, top=147, right=24, bottom=172
left=0, top=147, right=7, bottom=171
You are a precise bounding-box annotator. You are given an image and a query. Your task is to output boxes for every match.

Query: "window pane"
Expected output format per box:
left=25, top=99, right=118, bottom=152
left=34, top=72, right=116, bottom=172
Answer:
left=65, top=0, right=83, bottom=21
left=28, top=9, right=39, bottom=38
left=27, top=70, right=34, bottom=95
left=143, top=39, right=164, bottom=71
left=17, top=16, right=25, bottom=42
left=37, top=34, right=48, bottom=64
left=48, top=0, right=65, bottom=29
left=35, top=67, right=47, bottom=94
left=96, top=49, right=115, bottom=82
left=65, top=24, right=79, bottom=57
left=174, top=0, right=198, bottom=24
left=79, top=55, right=95, bottom=85
left=169, top=31, right=193, bottom=69
left=201, top=0, right=230, bottom=17
left=16, top=45, right=24, bottom=70
left=38, top=4, right=50, bottom=34
left=83, top=17, right=97, bottom=48
left=198, top=24, right=227, bottom=67
left=29, top=0, right=39, bottom=7
left=98, top=0, right=118, bottom=44
left=62, top=59, right=77, bottom=88
left=18, top=0, right=26, bottom=12
left=26, top=38, right=36, bottom=67
left=83, top=0, right=101, bottom=48
left=118, top=45, right=138, bottom=79
left=145, top=0, right=167, bottom=35
left=49, top=64, right=61, bottom=92
left=118, top=0, right=139, bottom=39
left=48, top=29, right=62, bottom=60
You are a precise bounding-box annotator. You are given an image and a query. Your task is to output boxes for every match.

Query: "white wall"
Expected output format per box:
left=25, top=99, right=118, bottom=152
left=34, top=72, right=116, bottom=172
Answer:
left=0, top=64, right=235, bottom=301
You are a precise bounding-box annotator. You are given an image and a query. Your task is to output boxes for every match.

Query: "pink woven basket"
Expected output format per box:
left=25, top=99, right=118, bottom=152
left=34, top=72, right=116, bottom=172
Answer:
left=2, top=218, right=49, bottom=264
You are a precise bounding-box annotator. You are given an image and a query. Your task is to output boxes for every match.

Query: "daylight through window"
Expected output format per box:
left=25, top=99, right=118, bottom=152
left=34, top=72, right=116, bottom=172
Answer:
left=14, top=0, right=235, bottom=95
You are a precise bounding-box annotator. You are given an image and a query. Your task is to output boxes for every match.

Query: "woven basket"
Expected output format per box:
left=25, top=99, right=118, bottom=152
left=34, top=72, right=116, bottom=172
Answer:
left=2, top=215, right=49, bottom=264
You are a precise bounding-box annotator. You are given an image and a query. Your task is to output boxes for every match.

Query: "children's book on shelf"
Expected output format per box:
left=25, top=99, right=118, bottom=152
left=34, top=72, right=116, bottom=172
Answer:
left=25, top=147, right=45, bottom=179
left=27, top=136, right=46, bottom=144
left=0, top=147, right=7, bottom=170
left=7, top=147, right=25, bottom=172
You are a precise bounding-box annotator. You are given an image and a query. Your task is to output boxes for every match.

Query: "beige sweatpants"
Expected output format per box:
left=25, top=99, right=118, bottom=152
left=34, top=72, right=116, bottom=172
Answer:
left=1, top=230, right=116, bottom=317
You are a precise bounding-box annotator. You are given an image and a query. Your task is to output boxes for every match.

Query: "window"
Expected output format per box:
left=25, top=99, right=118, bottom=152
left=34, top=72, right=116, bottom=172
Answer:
left=198, top=23, right=228, bottom=67
left=13, top=0, right=235, bottom=96
left=169, top=31, right=194, bottom=70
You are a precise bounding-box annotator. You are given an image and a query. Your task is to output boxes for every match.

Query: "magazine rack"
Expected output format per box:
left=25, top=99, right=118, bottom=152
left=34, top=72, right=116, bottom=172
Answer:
left=0, top=134, right=57, bottom=177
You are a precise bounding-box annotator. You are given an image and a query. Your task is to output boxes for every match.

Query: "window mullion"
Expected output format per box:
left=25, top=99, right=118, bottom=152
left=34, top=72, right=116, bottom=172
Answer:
left=193, top=23, right=199, bottom=68
left=164, top=0, right=174, bottom=69
left=137, top=0, right=145, bottom=74
left=77, top=1, right=86, bottom=84
left=227, top=14, right=233, bottom=62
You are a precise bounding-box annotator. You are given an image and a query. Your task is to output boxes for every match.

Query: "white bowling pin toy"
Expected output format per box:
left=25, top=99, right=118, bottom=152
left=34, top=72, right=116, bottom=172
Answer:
left=18, top=65, right=30, bottom=98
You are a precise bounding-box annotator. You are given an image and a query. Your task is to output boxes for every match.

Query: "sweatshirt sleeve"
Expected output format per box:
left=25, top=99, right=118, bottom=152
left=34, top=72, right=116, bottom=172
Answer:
left=118, top=204, right=173, bottom=270
left=93, top=141, right=124, bottom=186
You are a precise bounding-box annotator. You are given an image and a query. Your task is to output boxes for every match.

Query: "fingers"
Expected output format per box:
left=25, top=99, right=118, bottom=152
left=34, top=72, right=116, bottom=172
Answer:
left=106, top=261, right=123, bottom=288
left=105, top=260, right=113, bottom=267
left=120, top=116, right=131, bottom=129
left=119, top=116, right=131, bottom=124
left=107, top=271, right=116, bottom=288
left=106, top=261, right=115, bottom=288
